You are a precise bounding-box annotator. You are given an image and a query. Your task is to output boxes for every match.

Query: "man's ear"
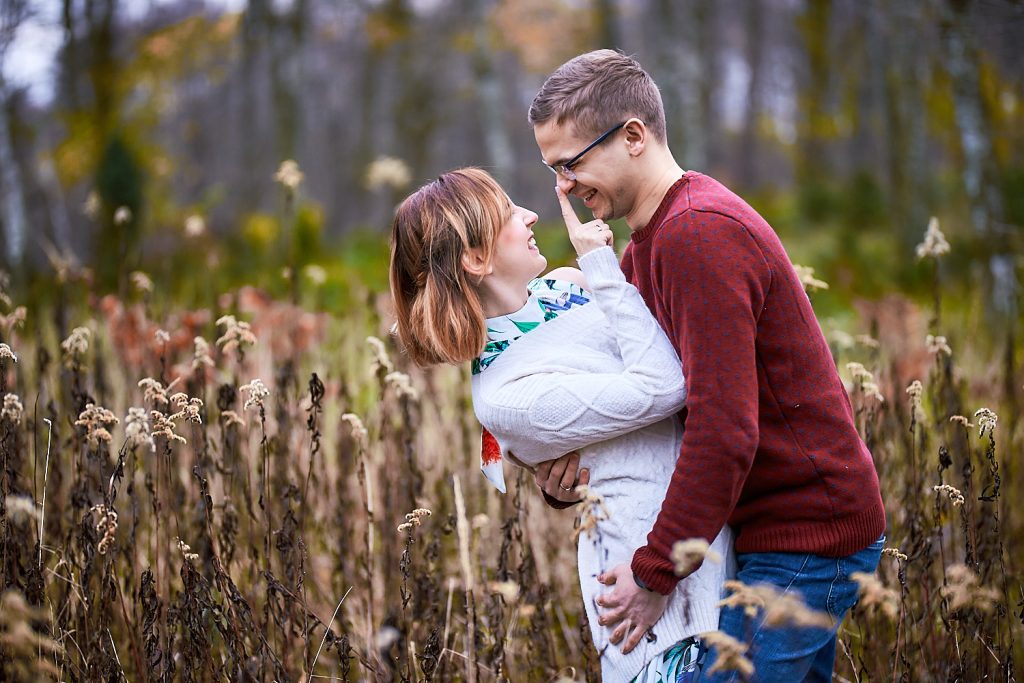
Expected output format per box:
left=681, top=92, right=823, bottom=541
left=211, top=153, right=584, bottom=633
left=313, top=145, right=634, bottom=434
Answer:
left=623, top=118, right=647, bottom=157
left=461, top=248, right=491, bottom=279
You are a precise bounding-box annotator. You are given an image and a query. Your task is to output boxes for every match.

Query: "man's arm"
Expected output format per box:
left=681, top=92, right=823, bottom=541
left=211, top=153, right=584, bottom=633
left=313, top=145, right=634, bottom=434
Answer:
left=630, top=210, right=769, bottom=594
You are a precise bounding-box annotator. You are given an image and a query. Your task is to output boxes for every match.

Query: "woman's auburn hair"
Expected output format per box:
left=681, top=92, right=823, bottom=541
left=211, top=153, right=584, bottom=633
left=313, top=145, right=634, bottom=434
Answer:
left=389, top=168, right=511, bottom=367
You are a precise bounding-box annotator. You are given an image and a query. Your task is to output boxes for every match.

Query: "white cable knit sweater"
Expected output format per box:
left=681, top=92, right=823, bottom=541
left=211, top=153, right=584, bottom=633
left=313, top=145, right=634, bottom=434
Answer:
left=471, top=246, right=733, bottom=683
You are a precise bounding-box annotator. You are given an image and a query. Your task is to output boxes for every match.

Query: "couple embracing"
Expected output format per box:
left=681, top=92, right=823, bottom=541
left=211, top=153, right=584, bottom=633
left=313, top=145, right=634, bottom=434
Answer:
left=389, top=50, right=886, bottom=683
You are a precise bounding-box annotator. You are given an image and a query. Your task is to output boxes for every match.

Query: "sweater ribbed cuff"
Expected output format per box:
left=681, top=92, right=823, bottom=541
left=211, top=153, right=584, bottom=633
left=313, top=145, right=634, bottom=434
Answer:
left=631, top=545, right=682, bottom=596
left=575, top=245, right=622, bottom=283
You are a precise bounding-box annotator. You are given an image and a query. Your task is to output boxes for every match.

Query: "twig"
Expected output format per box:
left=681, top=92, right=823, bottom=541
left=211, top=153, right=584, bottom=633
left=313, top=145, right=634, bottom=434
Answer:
left=38, top=417, right=52, bottom=569
left=107, top=629, right=129, bottom=682
left=309, top=586, right=353, bottom=674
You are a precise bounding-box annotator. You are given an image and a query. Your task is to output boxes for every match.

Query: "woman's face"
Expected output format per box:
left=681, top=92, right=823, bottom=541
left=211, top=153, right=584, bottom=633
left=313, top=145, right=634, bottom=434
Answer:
left=487, top=204, right=546, bottom=286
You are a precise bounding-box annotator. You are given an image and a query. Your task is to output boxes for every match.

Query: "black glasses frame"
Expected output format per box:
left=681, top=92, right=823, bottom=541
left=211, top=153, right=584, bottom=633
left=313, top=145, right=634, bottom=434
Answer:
left=546, top=121, right=627, bottom=180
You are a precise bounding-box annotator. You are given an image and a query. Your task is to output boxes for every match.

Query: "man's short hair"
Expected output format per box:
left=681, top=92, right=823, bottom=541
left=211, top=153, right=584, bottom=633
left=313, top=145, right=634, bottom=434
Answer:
left=528, top=49, right=667, bottom=144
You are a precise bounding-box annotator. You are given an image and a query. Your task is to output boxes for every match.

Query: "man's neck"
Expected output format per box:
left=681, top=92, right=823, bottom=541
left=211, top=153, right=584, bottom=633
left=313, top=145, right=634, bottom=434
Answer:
left=624, top=159, right=687, bottom=232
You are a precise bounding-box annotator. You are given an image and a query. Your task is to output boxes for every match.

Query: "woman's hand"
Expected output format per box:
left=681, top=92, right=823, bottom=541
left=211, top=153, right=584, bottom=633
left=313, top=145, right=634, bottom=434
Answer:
left=556, top=187, right=614, bottom=257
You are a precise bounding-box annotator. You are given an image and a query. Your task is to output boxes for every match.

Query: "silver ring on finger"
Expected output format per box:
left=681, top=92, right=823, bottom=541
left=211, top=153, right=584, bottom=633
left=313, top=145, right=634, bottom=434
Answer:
left=559, top=484, right=573, bottom=492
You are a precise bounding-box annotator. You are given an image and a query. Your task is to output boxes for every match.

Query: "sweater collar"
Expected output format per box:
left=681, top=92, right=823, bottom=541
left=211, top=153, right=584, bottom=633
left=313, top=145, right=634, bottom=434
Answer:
left=630, top=172, right=692, bottom=244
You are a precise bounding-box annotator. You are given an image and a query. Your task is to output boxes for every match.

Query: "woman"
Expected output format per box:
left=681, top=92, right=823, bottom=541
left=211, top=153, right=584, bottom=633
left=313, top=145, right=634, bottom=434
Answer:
left=389, top=168, right=732, bottom=683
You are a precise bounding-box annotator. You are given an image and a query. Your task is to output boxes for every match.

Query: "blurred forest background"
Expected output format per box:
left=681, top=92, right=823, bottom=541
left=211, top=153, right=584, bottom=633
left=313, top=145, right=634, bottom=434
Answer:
left=0, top=0, right=1021, bottom=321
left=0, top=0, right=1023, bottom=680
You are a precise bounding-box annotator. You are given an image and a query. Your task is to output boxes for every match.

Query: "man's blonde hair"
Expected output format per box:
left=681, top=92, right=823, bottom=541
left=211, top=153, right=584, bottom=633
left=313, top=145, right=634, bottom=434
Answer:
left=528, top=49, right=667, bottom=143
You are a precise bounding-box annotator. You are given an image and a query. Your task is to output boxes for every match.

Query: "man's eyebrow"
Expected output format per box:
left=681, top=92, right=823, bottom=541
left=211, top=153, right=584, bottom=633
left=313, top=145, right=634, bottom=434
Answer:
left=543, top=154, right=569, bottom=168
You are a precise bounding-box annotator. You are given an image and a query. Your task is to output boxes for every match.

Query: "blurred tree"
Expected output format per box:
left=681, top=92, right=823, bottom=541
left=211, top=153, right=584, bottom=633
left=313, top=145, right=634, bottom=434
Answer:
left=95, top=134, right=144, bottom=292
left=0, top=0, right=30, bottom=271
left=941, top=0, right=1016, bottom=316
left=736, top=0, right=765, bottom=190
left=466, top=0, right=512, bottom=181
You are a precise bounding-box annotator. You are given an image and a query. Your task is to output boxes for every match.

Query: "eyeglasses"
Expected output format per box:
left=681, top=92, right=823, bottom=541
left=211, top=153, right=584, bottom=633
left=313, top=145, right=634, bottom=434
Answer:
left=546, top=121, right=626, bottom=181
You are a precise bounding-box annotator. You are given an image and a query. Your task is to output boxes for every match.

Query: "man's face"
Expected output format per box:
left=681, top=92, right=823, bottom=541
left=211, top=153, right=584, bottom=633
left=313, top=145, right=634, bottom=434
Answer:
left=534, top=119, right=632, bottom=222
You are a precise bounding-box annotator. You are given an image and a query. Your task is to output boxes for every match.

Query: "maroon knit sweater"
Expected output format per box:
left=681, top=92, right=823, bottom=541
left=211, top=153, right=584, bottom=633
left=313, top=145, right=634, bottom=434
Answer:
left=624, top=172, right=886, bottom=595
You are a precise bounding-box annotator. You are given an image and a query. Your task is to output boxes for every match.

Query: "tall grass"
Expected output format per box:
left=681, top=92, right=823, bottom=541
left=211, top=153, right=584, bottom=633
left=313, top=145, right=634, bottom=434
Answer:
left=0, top=221, right=1020, bottom=681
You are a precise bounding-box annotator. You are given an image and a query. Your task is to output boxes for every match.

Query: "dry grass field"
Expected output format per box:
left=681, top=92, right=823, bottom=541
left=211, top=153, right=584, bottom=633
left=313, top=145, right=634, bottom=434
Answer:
left=0, top=235, right=1020, bottom=680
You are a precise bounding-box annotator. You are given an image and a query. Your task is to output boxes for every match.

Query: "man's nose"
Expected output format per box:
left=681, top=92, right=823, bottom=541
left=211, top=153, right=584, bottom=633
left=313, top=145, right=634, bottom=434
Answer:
left=555, top=173, right=576, bottom=195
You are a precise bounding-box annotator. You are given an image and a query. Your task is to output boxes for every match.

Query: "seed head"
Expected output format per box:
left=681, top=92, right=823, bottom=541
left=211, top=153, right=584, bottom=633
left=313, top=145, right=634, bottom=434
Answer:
left=75, top=403, right=120, bottom=449
left=304, top=264, right=327, bottom=286
left=949, top=415, right=974, bottom=429
left=124, top=407, right=155, bottom=451
left=240, top=378, right=270, bottom=411
left=906, top=380, right=924, bottom=421
left=131, top=271, right=153, bottom=294
left=699, top=630, right=754, bottom=677
left=365, top=156, right=411, bottom=191
left=169, top=393, right=204, bottom=424
left=192, top=336, right=214, bottom=371
left=154, top=329, right=170, bottom=345
left=216, top=315, right=257, bottom=356
left=274, top=159, right=304, bottom=190
left=973, top=408, right=997, bottom=438
left=342, top=412, right=368, bottom=445
left=926, top=334, right=952, bottom=357
left=82, top=191, right=101, bottom=219
left=846, top=362, right=872, bottom=382
left=942, top=564, right=1000, bottom=613
left=861, top=381, right=884, bottom=404
left=61, top=326, right=91, bottom=364
left=4, top=495, right=39, bottom=525
left=220, top=410, right=246, bottom=428
left=385, top=371, right=419, bottom=401
left=397, top=507, right=433, bottom=533
left=0, top=342, right=18, bottom=363
left=855, top=334, right=880, bottom=349
left=0, top=306, right=26, bottom=332
left=367, top=336, right=394, bottom=374
left=184, top=214, right=206, bottom=237
left=90, top=504, right=119, bottom=555
left=113, top=206, right=132, bottom=225
left=671, top=538, right=721, bottom=576
left=916, top=217, right=950, bottom=259
left=882, top=547, right=908, bottom=562
left=792, top=264, right=829, bottom=292
left=175, top=537, right=200, bottom=562
left=933, top=484, right=965, bottom=507
left=2, top=394, right=24, bottom=425
left=488, top=581, right=520, bottom=603
left=830, top=330, right=854, bottom=350
left=151, top=410, right=187, bottom=444
left=719, top=580, right=832, bottom=628
left=852, top=571, right=899, bottom=619
left=575, top=485, right=609, bottom=541
left=138, top=377, right=182, bottom=406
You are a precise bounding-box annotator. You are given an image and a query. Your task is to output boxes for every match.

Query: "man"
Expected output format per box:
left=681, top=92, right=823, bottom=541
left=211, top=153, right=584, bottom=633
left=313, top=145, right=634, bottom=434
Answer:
left=528, top=49, right=886, bottom=680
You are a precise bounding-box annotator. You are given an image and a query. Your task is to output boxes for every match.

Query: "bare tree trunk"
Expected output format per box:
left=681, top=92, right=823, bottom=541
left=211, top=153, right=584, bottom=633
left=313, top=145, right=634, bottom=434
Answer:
left=737, top=0, right=765, bottom=189
left=467, top=0, right=513, bottom=182
left=940, top=0, right=1015, bottom=315
left=0, top=77, right=27, bottom=268
left=594, top=0, right=619, bottom=49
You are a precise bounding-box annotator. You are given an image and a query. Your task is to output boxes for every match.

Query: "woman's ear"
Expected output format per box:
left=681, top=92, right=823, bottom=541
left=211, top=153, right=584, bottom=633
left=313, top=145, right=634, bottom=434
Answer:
left=461, top=248, right=491, bottom=279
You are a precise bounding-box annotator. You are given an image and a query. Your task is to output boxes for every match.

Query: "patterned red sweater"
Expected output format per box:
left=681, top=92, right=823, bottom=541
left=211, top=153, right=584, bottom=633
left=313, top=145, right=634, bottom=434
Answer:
left=624, top=172, right=886, bottom=595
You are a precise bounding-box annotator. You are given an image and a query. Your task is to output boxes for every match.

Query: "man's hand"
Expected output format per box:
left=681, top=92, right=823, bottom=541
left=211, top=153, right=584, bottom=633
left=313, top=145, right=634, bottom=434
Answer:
left=596, top=562, right=671, bottom=654
left=535, top=451, right=590, bottom=503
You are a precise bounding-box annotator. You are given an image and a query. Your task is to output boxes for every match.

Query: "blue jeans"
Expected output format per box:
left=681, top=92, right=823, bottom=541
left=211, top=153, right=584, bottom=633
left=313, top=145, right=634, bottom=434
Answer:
left=696, top=535, right=884, bottom=682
